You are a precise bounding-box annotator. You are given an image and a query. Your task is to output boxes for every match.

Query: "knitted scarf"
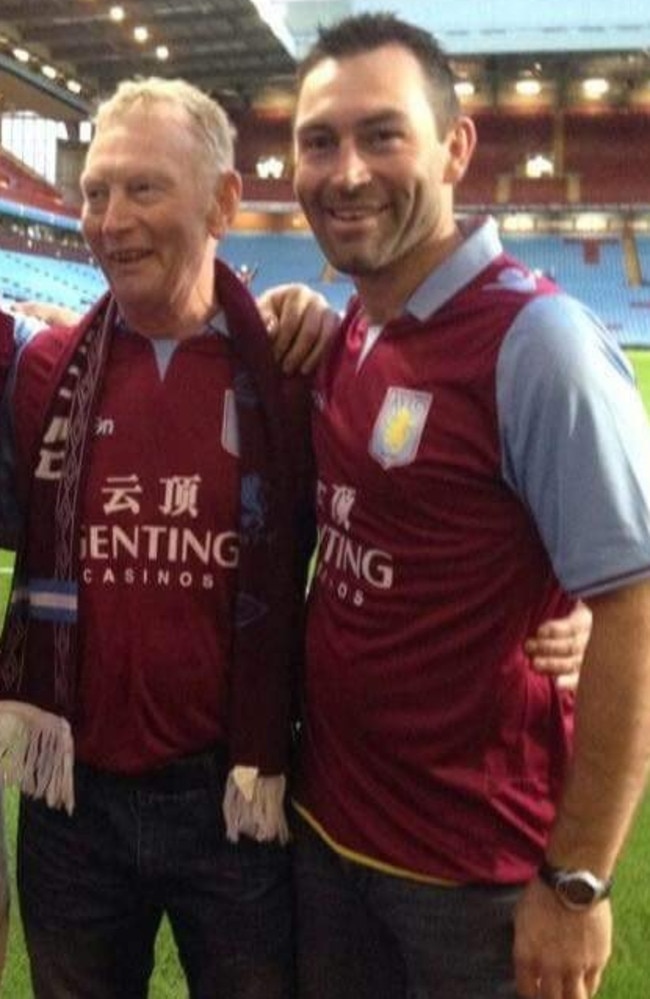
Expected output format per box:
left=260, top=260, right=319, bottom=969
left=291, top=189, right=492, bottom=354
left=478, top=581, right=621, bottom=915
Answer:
left=0, top=310, right=13, bottom=396
left=0, top=260, right=296, bottom=842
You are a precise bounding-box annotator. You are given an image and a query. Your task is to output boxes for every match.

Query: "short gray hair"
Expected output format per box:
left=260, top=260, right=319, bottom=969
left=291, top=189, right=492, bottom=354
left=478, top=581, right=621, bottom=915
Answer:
left=93, top=77, right=236, bottom=180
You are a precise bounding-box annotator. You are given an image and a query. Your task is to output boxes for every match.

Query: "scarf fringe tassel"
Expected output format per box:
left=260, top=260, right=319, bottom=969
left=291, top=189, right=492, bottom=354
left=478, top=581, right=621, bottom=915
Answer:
left=223, top=767, right=288, bottom=844
left=0, top=702, right=74, bottom=813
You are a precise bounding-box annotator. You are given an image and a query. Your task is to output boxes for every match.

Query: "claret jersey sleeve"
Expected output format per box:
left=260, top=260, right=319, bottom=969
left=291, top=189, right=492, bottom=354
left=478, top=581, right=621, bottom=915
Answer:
left=0, top=309, right=48, bottom=547
left=497, top=291, right=650, bottom=597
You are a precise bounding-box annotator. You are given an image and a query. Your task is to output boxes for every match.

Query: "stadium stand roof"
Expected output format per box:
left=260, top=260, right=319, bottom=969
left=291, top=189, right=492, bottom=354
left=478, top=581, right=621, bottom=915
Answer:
left=0, top=0, right=649, bottom=117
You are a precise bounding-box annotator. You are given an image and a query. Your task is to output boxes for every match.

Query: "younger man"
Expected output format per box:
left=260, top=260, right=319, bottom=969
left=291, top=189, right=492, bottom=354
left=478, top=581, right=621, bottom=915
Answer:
left=291, top=13, right=650, bottom=999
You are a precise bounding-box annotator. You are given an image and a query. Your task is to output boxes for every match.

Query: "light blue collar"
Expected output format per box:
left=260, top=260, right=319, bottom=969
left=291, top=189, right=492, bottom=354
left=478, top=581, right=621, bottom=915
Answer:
left=406, top=216, right=502, bottom=322
left=117, top=309, right=230, bottom=379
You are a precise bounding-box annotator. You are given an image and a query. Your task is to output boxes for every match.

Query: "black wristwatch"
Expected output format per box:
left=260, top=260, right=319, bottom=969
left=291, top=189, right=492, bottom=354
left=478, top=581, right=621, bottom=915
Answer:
left=538, top=861, right=613, bottom=911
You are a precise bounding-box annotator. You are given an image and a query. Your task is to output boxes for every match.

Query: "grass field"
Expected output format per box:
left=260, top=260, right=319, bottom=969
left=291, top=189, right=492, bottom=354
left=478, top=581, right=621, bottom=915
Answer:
left=1, top=351, right=650, bottom=996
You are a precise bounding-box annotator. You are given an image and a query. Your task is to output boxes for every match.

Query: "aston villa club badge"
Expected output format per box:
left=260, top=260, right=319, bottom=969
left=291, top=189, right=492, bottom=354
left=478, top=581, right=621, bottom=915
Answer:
left=369, top=387, right=432, bottom=469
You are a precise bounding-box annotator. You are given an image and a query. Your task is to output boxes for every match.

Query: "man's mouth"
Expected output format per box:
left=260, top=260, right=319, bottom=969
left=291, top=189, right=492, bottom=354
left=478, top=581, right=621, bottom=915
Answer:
left=108, top=249, right=151, bottom=264
left=326, top=206, right=384, bottom=222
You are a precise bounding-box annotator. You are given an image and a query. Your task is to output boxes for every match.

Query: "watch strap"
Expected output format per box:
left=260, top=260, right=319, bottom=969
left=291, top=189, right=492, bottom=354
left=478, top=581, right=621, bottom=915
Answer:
left=539, top=860, right=613, bottom=906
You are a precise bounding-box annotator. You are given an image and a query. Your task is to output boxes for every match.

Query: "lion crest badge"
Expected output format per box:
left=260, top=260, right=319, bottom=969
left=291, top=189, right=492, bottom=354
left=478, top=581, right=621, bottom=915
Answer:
left=369, top=387, right=432, bottom=469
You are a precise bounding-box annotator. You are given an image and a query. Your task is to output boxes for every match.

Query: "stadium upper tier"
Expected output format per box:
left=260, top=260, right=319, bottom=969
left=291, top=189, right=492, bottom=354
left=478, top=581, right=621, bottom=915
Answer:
left=0, top=147, right=76, bottom=222
left=0, top=233, right=649, bottom=346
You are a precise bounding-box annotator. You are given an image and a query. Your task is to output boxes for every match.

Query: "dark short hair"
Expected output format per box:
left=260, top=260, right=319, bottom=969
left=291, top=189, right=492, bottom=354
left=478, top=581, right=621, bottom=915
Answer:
left=296, top=12, right=460, bottom=137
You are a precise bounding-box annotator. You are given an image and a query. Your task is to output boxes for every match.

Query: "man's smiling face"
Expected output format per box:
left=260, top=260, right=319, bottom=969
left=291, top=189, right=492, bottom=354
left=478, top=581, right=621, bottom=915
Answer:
left=293, top=43, right=459, bottom=283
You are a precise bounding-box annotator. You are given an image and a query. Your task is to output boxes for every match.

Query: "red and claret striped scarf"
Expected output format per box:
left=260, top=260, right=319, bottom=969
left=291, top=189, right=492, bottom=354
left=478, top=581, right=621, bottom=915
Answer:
left=0, top=261, right=300, bottom=842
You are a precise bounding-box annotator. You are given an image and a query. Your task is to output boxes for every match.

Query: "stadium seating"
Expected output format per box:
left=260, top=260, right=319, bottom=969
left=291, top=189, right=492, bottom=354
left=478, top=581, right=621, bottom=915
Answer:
left=220, top=231, right=355, bottom=312
left=0, top=248, right=105, bottom=309
left=1, top=233, right=649, bottom=344
left=0, top=234, right=355, bottom=317
left=455, top=110, right=650, bottom=209
left=504, top=235, right=650, bottom=346
left=0, top=123, right=648, bottom=347
left=564, top=112, right=650, bottom=206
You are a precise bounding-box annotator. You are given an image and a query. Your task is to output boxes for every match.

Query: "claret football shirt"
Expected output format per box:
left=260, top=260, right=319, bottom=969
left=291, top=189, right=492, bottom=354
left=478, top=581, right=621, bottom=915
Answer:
left=296, top=216, right=650, bottom=884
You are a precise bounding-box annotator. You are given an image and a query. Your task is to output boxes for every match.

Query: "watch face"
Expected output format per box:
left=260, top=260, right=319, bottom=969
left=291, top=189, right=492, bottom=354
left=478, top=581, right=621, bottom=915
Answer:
left=539, top=862, right=612, bottom=910
left=558, top=875, right=598, bottom=907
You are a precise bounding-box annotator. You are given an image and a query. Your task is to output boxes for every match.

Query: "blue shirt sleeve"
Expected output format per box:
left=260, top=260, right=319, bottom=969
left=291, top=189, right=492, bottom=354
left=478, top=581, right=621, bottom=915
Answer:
left=497, top=292, right=650, bottom=597
left=7, top=310, right=45, bottom=348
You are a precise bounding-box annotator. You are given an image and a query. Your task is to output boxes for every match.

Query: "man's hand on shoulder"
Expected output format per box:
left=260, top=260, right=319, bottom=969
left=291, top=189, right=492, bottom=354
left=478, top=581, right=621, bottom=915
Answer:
left=13, top=301, right=81, bottom=328
left=258, top=284, right=340, bottom=376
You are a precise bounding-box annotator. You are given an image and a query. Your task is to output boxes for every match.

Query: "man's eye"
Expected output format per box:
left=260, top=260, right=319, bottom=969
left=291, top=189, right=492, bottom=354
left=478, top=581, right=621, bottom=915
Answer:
left=301, top=134, right=333, bottom=154
left=368, top=128, right=402, bottom=147
left=84, top=188, right=106, bottom=205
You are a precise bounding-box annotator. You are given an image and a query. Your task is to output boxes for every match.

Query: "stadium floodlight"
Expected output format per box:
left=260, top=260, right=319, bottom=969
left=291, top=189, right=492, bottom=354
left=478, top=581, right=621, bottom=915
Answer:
left=156, top=45, right=169, bottom=61
left=515, top=79, right=542, bottom=97
left=526, top=153, right=554, bottom=178
left=454, top=80, right=475, bottom=98
left=134, top=26, right=149, bottom=43
left=582, top=77, right=609, bottom=99
left=67, top=79, right=82, bottom=94
left=41, top=65, right=57, bottom=80
left=256, top=155, right=285, bottom=179
left=12, top=48, right=30, bottom=63
left=110, top=6, right=125, bottom=21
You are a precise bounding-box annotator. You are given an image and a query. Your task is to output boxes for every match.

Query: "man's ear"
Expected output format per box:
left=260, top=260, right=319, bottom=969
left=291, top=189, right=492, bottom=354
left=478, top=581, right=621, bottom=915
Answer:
left=444, top=116, right=477, bottom=186
left=208, top=170, right=243, bottom=239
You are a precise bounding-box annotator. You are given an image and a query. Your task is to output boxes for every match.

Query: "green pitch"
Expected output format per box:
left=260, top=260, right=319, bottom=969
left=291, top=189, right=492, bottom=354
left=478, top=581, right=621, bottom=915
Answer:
left=2, top=350, right=650, bottom=996
left=628, top=350, right=650, bottom=404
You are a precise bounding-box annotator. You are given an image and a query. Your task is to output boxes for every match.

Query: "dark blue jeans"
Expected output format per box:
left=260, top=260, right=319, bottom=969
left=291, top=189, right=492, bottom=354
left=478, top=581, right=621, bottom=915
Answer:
left=18, top=752, right=294, bottom=999
left=293, top=814, right=522, bottom=999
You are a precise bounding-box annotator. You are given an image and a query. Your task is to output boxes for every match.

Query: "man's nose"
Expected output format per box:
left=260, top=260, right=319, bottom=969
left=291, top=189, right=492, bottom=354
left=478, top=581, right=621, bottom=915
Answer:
left=102, top=190, right=132, bottom=233
left=333, top=140, right=372, bottom=189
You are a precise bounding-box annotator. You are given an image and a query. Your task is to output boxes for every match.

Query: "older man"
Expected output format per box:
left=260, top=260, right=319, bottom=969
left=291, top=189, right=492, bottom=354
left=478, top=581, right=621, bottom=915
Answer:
left=0, top=78, right=313, bottom=999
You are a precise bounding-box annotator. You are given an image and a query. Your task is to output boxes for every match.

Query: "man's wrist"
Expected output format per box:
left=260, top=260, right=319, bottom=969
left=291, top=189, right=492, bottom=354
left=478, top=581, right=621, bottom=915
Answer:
left=538, top=860, right=613, bottom=911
